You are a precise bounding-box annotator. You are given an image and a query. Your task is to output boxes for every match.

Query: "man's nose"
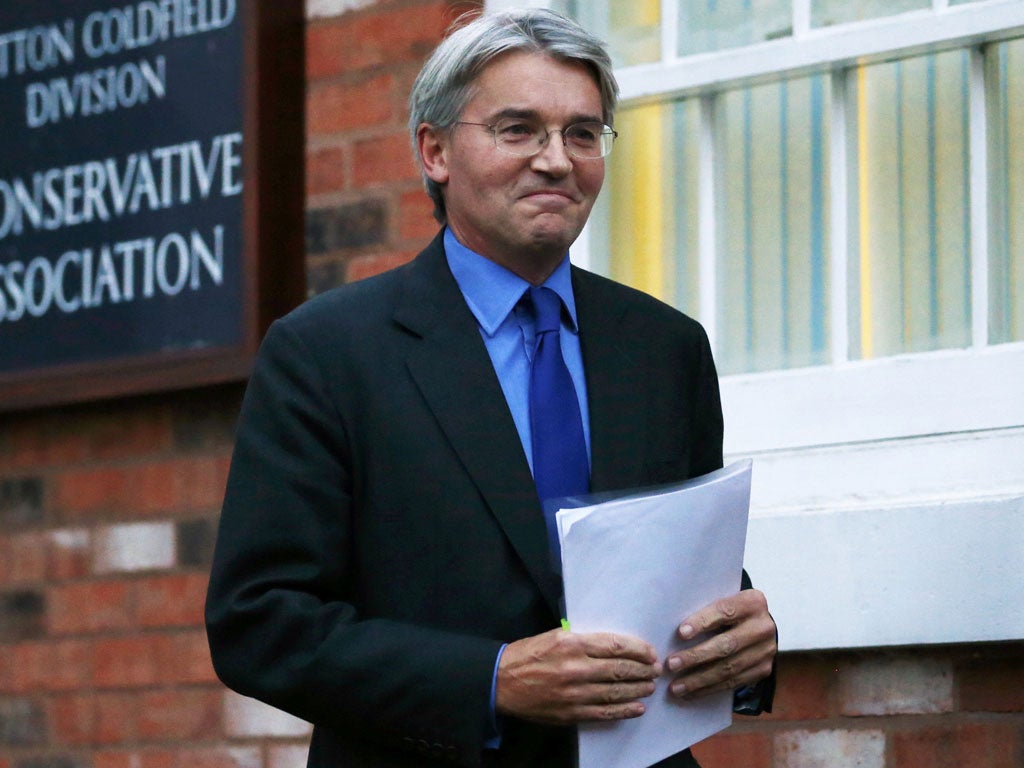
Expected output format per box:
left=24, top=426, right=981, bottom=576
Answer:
left=530, top=130, right=574, bottom=175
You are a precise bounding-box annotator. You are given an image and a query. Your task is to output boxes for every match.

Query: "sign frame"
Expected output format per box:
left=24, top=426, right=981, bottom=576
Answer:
left=0, top=1, right=305, bottom=412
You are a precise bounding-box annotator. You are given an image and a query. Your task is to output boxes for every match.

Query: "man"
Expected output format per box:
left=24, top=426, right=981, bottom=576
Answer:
left=206, top=9, right=777, bottom=768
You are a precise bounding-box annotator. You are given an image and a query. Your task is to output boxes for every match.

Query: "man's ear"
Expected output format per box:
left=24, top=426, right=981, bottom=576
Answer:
left=417, top=123, right=450, bottom=185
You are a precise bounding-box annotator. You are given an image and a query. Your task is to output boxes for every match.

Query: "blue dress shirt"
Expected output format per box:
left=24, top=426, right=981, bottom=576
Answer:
left=444, top=228, right=592, bottom=472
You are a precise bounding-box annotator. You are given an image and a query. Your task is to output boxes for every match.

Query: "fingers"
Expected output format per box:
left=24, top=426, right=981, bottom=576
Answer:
left=677, top=589, right=769, bottom=640
left=495, top=629, right=662, bottom=726
left=667, top=589, right=777, bottom=700
left=668, top=635, right=776, bottom=699
left=581, top=631, right=660, bottom=666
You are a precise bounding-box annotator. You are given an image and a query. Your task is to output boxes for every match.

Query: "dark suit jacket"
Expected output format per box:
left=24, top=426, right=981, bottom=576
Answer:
left=206, top=232, right=737, bottom=768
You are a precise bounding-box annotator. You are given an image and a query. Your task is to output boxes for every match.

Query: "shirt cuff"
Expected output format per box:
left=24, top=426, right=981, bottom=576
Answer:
left=732, top=661, right=776, bottom=715
left=484, top=643, right=508, bottom=750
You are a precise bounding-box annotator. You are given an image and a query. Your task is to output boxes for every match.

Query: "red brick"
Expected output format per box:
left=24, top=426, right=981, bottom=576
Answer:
left=4, top=407, right=173, bottom=467
left=1, top=532, right=48, bottom=585
left=772, top=654, right=834, bottom=720
left=54, top=466, right=168, bottom=518
left=891, top=721, right=1023, bottom=768
left=306, top=1, right=463, bottom=79
left=399, top=189, right=440, bottom=243
left=154, top=630, right=218, bottom=685
left=9, top=639, right=93, bottom=692
left=51, top=693, right=96, bottom=745
left=0, top=643, right=11, bottom=691
left=180, top=456, right=232, bottom=512
left=692, top=730, right=772, bottom=768
left=93, top=636, right=160, bottom=688
left=307, top=74, right=395, bottom=136
left=175, top=746, right=262, bottom=768
left=3, top=417, right=93, bottom=468
left=346, top=251, right=417, bottom=283
left=353, top=131, right=420, bottom=189
left=135, top=573, right=208, bottom=628
left=958, top=654, right=1024, bottom=713
left=49, top=580, right=133, bottom=635
left=94, top=753, right=133, bottom=768
left=94, top=692, right=140, bottom=744
left=86, top=410, right=174, bottom=461
left=54, top=458, right=228, bottom=520
left=95, top=750, right=175, bottom=768
left=138, top=689, right=221, bottom=741
left=307, top=144, right=348, bottom=197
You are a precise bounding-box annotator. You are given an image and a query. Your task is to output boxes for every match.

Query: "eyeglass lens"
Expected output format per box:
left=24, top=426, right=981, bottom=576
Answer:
left=492, top=118, right=615, bottom=158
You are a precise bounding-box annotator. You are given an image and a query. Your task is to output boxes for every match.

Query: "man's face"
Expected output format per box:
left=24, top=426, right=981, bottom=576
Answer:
left=420, top=51, right=606, bottom=282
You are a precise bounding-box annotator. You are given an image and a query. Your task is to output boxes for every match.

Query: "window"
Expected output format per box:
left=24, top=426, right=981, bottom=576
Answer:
left=486, top=0, right=1024, bottom=650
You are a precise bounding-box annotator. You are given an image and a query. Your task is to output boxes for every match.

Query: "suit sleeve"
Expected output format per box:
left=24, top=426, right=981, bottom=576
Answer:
left=205, top=319, right=502, bottom=767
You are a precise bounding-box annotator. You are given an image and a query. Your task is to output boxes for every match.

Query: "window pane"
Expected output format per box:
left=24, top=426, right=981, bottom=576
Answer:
left=849, top=50, right=972, bottom=359
left=566, top=0, right=661, bottom=67
left=591, top=101, right=701, bottom=315
left=812, top=0, right=930, bottom=27
left=988, top=38, right=1024, bottom=343
left=679, top=0, right=792, bottom=56
left=718, top=76, right=831, bottom=374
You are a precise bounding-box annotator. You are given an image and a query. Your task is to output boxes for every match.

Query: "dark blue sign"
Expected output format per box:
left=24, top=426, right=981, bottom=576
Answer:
left=0, top=0, right=244, bottom=373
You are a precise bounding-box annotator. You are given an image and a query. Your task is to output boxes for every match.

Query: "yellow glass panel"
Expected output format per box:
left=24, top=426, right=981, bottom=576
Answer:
left=607, top=0, right=661, bottom=66
left=607, top=103, right=666, bottom=301
left=852, top=51, right=971, bottom=359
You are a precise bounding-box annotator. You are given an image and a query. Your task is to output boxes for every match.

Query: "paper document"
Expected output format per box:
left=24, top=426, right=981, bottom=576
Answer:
left=555, top=460, right=753, bottom=768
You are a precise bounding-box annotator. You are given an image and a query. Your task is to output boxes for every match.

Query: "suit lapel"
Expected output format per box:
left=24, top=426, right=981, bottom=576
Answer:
left=573, top=269, right=651, bottom=493
left=394, top=235, right=562, bottom=616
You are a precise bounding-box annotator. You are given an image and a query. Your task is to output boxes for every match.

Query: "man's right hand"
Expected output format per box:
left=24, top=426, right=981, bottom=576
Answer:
left=495, top=629, right=663, bottom=725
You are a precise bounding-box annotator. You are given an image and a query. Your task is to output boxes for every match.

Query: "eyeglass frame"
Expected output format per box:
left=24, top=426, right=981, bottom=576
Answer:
left=452, top=117, right=619, bottom=160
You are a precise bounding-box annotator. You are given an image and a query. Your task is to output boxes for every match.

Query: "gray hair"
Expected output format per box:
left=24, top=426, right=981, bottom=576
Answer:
left=408, top=8, right=618, bottom=224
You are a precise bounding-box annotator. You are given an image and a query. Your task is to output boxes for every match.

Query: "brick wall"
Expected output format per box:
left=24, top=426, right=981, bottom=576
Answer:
left=304, top=0, right=476, bottom=293
left=2, top=1, right=1022, bottom=768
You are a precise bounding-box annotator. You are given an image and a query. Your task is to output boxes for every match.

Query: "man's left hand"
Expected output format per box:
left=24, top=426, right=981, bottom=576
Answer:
left=665, top=589, right=776, bottom=699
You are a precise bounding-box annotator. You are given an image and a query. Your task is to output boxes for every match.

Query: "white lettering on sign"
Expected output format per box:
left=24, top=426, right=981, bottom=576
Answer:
left=0, top=132, right=243, bottom=240
left=81, top=0, right=238, bottom=58
left=0, top=22, right=76, bottom=78
left=0, top=225, right=225, bottom=322
left=26, top=55, right=167, bottom=127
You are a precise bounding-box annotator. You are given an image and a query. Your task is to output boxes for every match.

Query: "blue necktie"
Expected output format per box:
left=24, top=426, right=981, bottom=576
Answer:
left=528, top=286, right=590, bottom=566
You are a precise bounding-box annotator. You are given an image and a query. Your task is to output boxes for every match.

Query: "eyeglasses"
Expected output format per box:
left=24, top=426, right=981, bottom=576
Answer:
left=454, top=117, right=618, bottom=159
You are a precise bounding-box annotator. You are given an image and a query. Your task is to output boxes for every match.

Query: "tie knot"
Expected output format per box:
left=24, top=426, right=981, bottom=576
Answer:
left=530, top=286, right=563, bottom=334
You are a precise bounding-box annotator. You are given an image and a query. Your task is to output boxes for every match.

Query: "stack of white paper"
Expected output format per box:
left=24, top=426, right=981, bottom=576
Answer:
left=556, top=460, right=753, bottom=768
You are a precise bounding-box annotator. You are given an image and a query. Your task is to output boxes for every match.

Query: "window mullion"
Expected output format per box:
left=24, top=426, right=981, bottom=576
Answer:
left=969, top=45, right=990, bottom=348
left=661, top=0, right=678, bottom=64
left=830, top=68, right=851, bottom=364
left=793, top=0, right=811, bottom=39
left=698, top=93, right=719, bottom=350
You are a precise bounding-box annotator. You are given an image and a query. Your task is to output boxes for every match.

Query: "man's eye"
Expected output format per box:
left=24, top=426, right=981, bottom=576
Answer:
left=567, top=125, right=599, bottom=144
left=498, top=122, right=535, bottom=138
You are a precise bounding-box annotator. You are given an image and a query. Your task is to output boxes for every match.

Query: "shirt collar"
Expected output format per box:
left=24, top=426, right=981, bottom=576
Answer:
left=444, top=227, right=579, bottom=336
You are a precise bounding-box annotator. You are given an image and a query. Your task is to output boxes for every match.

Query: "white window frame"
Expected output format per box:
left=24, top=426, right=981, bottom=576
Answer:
left=484, top=0, right=1024, bottom=651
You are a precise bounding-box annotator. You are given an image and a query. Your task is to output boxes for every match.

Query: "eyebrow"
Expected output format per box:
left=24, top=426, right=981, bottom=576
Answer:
left=488, top=107, right=605, bottom=125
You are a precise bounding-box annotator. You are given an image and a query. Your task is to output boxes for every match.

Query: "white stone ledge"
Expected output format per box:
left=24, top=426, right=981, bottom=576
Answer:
left=744, top=494, right=1024, bottom=651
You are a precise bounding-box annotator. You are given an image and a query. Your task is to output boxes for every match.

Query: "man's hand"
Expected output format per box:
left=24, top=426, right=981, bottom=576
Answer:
left=495, top=629, right=663, bottom=725
left=665, top=589, right=776, bottom=700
